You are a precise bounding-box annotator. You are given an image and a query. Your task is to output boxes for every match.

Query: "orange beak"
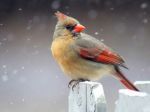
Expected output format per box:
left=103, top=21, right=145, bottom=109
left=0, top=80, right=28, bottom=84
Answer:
left=73, top=24, right=85, bottom=33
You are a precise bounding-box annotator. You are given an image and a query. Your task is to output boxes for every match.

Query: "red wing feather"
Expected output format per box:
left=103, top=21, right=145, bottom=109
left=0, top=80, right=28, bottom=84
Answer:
left=79, top=47, right=127, bottom=68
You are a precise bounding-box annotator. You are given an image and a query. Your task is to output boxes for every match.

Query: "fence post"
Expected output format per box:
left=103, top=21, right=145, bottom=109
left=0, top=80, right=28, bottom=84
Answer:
left=134, top=81, right=150, bottom=94
left=68, top=81, right=107, bottom=112
left=115, top=81, right=150, bottom=112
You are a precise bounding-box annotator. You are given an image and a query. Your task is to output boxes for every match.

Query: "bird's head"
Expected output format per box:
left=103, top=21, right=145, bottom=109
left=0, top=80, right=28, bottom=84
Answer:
left=54, top=11, right=85, bottom=38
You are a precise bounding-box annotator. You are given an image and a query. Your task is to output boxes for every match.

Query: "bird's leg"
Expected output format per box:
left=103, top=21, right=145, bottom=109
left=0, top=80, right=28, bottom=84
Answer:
left=71, top=79, right=89, bottom=90
left=68, top=79, right=77, bottom=88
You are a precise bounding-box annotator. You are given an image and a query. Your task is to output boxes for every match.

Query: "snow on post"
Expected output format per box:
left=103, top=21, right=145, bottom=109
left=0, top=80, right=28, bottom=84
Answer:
left=134, top=81, right=150, bottom=94
left=68, top=81, right=107, bottom=112
left=115, top=89, right=150, bottom=112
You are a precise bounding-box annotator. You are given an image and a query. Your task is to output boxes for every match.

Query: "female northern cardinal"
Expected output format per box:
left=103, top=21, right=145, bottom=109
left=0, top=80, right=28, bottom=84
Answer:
left=51, top=11, right=139, bottom=91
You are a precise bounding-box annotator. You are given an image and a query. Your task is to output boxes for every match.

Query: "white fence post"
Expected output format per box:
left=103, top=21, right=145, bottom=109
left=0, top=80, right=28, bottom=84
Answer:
left=134, top=81, right=150, bottom=94
left=68, top=81, right=107, bottom=112
left=115, top=81, right=150, bottom=112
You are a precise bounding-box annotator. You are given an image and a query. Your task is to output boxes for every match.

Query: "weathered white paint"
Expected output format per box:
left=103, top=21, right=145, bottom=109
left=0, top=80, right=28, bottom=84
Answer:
left=68, top=81, right=107, bottom=112
left=135, top=81, right=150, bottom=94
left=115, top=89, right=150, bottom=112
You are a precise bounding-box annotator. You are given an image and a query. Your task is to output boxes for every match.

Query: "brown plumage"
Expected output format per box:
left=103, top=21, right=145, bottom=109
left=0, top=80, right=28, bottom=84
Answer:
left=51, top=11, right=139, bottom=91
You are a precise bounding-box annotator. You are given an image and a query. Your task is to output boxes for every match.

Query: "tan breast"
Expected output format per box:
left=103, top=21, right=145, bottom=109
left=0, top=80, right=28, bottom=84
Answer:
left=51, top=35, right=75, bottom=62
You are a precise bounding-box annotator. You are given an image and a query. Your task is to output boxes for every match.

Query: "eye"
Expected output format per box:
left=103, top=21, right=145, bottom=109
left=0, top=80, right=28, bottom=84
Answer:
left=65, top=24, right=76, bottom=31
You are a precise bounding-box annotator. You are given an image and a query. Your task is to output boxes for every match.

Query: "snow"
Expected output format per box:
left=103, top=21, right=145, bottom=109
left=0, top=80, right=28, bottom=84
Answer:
left=88, top=10, right=98, bottom=19
left=135, top=81, right=150, bottom=85
left=115, top=89, right=150, bottom=112
left=18, top=8, right=22, bottom=11
left=12, top=70, right=18, bottom=75
left=141, top=3, right=148, bottom=9
left=2, top=38, right=7, bottom=41
left=135, top=81, right=150, bottom=93
left=27, top=38, right=31, bottom=41
left=9, top=102, right=14, bottom=105
left=2, top=65, right=7, bottom=69
left=100, top=39, right=104, bottom=42
left=0, top=23, right=3, bottom=26
left=94, top=32, right=99, bottom=35
left=143, top=18, right=148, bottom=24
left=21, top=66, right=25, bottom=70
left=110, top=7, right=114, bottom=11
left=26, top=26, right=31, bottom=30
left=119, top=89, right=147, bottom=97
left=51, top=1, right=60, bottom=9
left=22, top=98, right=25, bottom=102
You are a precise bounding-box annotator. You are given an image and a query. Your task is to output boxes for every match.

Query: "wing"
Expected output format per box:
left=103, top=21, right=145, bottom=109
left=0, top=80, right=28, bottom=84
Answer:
left=73, top=33, right=128, bottom=69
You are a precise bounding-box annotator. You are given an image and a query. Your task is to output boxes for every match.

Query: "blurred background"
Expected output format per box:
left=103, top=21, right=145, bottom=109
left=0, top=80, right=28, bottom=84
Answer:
left=0, top=0, right=150, bottom=112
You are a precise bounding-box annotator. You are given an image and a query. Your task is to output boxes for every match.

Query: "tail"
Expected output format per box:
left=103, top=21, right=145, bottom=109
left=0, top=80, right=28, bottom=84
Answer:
left=115, top=67, right=139, bottom=91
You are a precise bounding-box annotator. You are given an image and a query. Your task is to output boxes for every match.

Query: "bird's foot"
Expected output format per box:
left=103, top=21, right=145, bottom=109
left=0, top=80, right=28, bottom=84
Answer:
left=68, top=79, right=89, bottom=90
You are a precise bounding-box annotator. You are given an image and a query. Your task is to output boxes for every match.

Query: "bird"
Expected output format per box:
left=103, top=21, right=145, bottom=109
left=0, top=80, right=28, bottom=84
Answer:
left=51, top=11, right=139, bottom=91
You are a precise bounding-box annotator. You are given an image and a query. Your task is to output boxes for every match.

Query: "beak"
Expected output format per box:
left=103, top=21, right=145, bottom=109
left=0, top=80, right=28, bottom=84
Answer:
left=73, top=24, right=85, bottom=33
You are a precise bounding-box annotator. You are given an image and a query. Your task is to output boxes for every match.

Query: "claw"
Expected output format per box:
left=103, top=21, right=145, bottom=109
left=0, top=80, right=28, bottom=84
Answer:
left=68, top=79, right=89, bottom=91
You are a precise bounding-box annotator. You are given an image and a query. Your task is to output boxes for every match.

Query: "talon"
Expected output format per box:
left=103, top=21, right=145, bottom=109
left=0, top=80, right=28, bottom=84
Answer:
left=68, top=80, right=76, bottom=88
left=68, top=79, right=89, bottom=90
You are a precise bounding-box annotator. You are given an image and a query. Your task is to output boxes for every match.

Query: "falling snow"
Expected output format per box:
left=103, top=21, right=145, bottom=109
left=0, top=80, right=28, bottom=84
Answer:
left=143, top=18, right=148, bottom=24
left=22, top=98, right=25, bottom=102
left=88, top=10, right=98, bottom=19
left=110, top=7, right=114, bottom=11
left=0, top=1, right=150, bottom=112
left=140, top=3, right=148, bottom=9
left=51, top=1, right=60, bottom=9
left=0, top=23, right=3, bottom=26
left=12, top=70, right=18, bottom=75
left=95, top=32, right=99, bottom=35
left=100, top=39, right=104, bottom=42
left=9, top=102, right=14, bottom=105
left=2, top=65, right=7, bottom=69
left=21, top=66, right=25, bottom=70
left=18, top=8, right=22, bottom=11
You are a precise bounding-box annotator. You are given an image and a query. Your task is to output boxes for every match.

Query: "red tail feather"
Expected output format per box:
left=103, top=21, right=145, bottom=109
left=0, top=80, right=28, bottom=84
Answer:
left=115, top=68, right=139, bottom=91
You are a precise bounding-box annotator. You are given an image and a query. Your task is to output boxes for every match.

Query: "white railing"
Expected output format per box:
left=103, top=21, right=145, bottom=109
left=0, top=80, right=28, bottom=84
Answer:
left=68, top=81, right=150, bottom=112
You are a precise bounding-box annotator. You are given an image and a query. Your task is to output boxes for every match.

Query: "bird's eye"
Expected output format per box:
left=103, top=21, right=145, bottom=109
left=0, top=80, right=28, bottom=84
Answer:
left=65, top=24, right=76, bottom=31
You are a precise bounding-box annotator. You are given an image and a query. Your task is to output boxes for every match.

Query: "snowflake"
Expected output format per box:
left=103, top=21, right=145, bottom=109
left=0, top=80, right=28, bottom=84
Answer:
left=22, top=98, right=25, bottom=102
left=21, top=66, right=25, bottom=70
left=51, top=1, right=60, bottom=9
left=26, top=26, right=31, bottom=30
left=27, top=38, right=31, bottom=41
left=2, top=65, right=7, bottom=69
left=141, top=3, right=148, bottom=9
left=143, top=18, right=148, bottom=24
left=18, top=8, right=22, bottom=11
left=88, top=10, right=98, bottom=19
left=94, top=32, right=99, bottom=35
left=9, top=102, right=14, bottom=105
left=0, top=23, right=3, bottom=26
left=100, top=39, right=104, bottom=42
left=12, top=70, right=18, bottom=74
left=110, top=7, right=114, bottom=11
left=39, top=69, right=43, bottom=73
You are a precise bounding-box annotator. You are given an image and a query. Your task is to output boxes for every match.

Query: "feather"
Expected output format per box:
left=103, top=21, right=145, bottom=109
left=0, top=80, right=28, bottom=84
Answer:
left=74, top=33, right=128, bottom=69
